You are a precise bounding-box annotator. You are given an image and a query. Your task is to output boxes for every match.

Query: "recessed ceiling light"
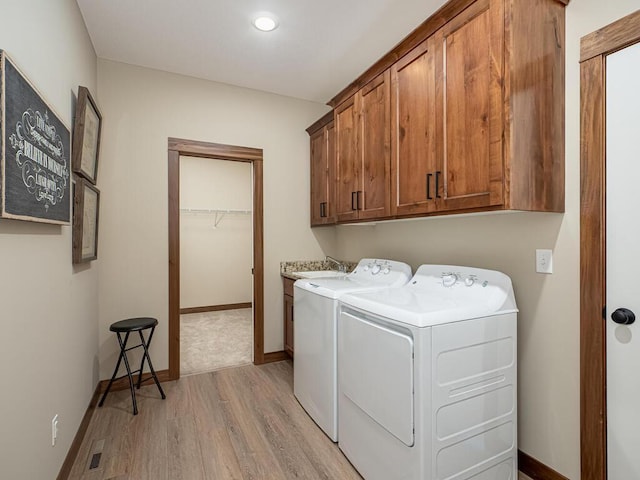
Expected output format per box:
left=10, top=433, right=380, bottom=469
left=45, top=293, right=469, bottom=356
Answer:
left=253, top=15, right=278, bottom=32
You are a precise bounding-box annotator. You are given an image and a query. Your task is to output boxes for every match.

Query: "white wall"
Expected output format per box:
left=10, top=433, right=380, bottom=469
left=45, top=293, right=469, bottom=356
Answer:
left=96, top=59, right=331, bottom=377
left=331, top=2, right=640, bottom=478
left=0, top=1, right=98, bottom=478
left=180, top=156, right=252, bottom=308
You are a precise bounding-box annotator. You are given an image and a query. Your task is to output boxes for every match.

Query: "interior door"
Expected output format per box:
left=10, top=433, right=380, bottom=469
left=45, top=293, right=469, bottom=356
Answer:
left=606, top=40, right=640, bottom=480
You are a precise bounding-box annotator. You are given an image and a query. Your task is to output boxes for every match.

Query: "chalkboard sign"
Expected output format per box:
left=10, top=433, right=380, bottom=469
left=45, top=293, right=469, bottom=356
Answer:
left=0, top=51, right=71, bottom=224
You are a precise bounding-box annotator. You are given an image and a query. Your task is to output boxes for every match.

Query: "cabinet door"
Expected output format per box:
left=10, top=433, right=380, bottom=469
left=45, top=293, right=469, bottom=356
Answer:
left=435, top=0, right=504, bottom=211
left=310, top=128, right=328, bottom=226
left=284, top=294, right=294, bottom=357
left=359, top=71, right=391, bottom=220
left=310, top=122, right=335, bottom=226
left=335, top=96, right=360, bottom=222
left=326, top=122, right=336, bottom=222
left=391, top=38, right=439, bottom=216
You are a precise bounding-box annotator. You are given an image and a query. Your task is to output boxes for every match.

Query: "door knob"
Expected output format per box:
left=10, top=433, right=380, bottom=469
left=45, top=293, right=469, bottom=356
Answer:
left=611, top=308, right=636, bottom=325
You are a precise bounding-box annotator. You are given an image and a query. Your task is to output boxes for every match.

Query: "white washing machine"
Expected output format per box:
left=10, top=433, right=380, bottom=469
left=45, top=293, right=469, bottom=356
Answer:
left=294, top=258, right=412, bottom=442
left=338, top=265, right=518, bottom=480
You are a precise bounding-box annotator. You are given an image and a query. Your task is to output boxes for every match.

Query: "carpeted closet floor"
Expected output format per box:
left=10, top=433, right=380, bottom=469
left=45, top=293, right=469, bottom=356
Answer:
left=180, top=308, right=253, bottom=376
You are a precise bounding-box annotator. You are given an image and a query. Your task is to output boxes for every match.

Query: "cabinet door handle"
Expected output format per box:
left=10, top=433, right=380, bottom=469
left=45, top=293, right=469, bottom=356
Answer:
left=435, top=171, right=441, bottom=198
left=426, top=173, right=433, bottom=200
left=320, top=202, right=326, bottom=218
left=357, top=191, right=362, bottom=210
left=351, top=191, right=357, bottom=210
left=290, top=305, right=294, bottom=322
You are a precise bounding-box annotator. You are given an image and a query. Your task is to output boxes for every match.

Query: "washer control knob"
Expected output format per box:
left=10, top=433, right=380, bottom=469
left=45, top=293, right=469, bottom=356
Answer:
left=464, top=276, right=475, bottom=287
left=371, top=264, right=382, bottom=275
left=442, top=273, right=458, bottom=287
left=382, top=267, right=391, bottom=275
left=363, top=264, right=370, bottom=271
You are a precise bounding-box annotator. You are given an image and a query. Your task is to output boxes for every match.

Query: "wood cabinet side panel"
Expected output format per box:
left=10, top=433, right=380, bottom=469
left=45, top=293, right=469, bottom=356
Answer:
left=506, top=0, right=566, bottom=212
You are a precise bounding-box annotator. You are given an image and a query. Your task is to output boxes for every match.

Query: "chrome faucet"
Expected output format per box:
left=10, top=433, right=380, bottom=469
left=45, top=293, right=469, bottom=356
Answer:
left=325, top=255, right=347, bottom=273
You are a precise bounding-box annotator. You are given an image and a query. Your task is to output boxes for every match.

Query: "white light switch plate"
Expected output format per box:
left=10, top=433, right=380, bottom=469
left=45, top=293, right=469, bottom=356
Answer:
left=536, top=249, right=553, bottom=274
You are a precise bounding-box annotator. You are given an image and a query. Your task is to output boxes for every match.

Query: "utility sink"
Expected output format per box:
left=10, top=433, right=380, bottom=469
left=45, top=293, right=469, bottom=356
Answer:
left=296, top=270, right=347, bottom=279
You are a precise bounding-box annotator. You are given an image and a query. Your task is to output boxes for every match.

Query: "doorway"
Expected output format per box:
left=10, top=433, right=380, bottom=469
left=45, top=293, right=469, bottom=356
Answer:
left=179, top=156, right=253, bottom=375
left=580, top=9, right=640, bottom=480
left=168, top=138, right=265, bottom=382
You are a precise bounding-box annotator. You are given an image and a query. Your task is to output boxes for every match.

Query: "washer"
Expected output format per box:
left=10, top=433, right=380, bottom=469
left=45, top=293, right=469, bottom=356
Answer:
left=294, top=258, right=412, bottom=442
left=337, top=265, right=518, bottom=480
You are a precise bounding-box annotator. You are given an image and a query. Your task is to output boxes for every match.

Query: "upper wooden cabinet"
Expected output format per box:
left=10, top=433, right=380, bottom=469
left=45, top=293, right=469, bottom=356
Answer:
left=390, top=39, right=438, bottom=216
left=335, top=71, right=392, bottom=222
left=312, top=0, right=566, bottom=226
left=307, top=112, right=335, bottom=226
left=435, top=0, right=505, bottom=212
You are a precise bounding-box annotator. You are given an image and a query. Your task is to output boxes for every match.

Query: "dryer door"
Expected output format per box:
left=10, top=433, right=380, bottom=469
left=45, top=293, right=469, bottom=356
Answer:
left=339, top=310, right=415, bottom=446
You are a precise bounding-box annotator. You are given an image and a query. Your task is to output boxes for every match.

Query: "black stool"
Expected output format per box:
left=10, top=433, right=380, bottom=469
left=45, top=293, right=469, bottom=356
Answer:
left=99, top=317, right=166, bottom=415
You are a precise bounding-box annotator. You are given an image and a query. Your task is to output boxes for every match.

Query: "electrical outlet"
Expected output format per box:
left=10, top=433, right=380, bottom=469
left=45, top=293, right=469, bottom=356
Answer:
left=51, top=415, right=59, bottom=446
left=536, top=249, right=553, bottom=274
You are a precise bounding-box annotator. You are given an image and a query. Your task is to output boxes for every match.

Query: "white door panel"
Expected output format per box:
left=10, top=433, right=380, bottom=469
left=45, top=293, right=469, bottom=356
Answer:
left=606, top=41, right=640, bottom=480
left=339, top=311, right=415, bottom=447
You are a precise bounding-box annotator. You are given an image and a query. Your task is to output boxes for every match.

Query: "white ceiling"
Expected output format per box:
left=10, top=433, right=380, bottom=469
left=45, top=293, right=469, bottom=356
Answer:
left=76, top=0, right=448, bottom=104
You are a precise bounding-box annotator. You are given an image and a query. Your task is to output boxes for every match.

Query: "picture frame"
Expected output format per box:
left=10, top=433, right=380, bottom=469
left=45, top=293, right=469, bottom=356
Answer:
left=72, top=86, right=101, bottom=184
left=0, top=50, right=71, bottom=224
left=72, top=177, right=100, bottom=264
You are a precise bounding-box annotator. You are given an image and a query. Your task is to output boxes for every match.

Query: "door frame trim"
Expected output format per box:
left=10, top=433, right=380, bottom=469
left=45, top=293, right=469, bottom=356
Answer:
left=168, top=137, right=265, bottom=380
left=580, top=9, right=640, bottom=480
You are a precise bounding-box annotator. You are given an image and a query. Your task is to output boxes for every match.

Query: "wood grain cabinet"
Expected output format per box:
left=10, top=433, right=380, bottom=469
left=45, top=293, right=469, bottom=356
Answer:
left=335, top=71, right=392, bottom=222
left=282, top=276, right=295, bottom=358
left=390, top=0, right=505, bottom=216
left=307, top=112, right=336, bottom=226
left=434, top=0, right=505, bottom=212
left=318, top=0, right=566, bottom=226
left=391, top=0, right=563, bottom=216
left=390, top=39, right=439, bottom=216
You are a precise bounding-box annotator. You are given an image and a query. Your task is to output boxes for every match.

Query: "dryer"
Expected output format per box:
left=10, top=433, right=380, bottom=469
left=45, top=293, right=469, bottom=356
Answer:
left=337, top=265, right=518, bottom=480
left=294, top=258, right=412, bottom=442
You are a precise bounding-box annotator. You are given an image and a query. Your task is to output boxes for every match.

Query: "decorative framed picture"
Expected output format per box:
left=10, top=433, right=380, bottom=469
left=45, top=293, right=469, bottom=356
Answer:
left=72, top=177, right=100, bottom=264
left=72, top=86, right=101, bottom=184
left=0, top=50, right=71, bottom=224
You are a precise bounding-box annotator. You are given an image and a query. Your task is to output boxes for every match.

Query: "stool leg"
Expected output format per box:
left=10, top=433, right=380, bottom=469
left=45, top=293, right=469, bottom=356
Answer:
left=117, top=332, right=139, bottom=415
left=138, top=326, right=166, bottom=399
left=98, top=333, right=126, bottom=408
left=136, top=330, right=146, bottom=390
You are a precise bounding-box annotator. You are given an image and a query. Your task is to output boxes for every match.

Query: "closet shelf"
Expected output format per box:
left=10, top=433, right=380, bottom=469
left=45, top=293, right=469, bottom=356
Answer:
left=180, top=208, right=252, bottom=227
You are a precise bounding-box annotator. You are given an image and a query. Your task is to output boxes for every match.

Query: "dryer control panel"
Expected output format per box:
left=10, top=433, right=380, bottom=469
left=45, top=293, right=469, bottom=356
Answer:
left=441, top=271, right=485, bottom=288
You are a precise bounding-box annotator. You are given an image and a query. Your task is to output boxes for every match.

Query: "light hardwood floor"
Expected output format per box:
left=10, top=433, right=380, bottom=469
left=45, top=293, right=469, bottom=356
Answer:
left=69, top=360, right=533, bottom=480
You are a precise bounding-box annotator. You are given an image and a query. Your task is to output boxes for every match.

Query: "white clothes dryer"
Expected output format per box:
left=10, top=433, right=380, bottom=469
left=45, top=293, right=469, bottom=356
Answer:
left=294, top=258, right=412, bottom=442
left=337, top=265, right=518, bottom=480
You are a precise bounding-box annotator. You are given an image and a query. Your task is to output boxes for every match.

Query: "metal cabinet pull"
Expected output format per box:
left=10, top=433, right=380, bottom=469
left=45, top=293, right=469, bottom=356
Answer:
left=435, top=171, right=441, bottom=198
left=427, top=173, right=433, bottom=200
left=351, top=191, right=357, bottom=210
left=357, top=191, right=362, bottom=210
